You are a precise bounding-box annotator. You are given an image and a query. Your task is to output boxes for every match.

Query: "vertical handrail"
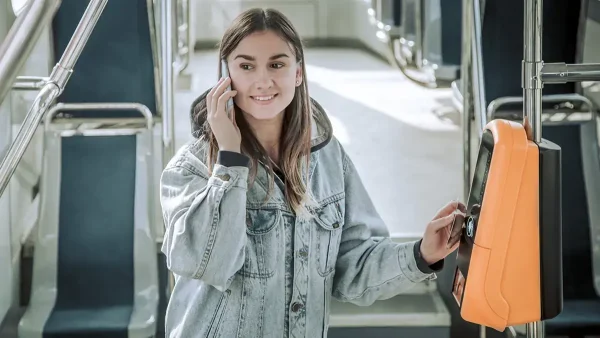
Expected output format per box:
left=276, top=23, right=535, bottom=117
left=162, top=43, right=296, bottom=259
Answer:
left=160, top=0, right=177, bottom=295
left=461, top=0, right=487, bottom=201
left=0, top=0, right=62, bottom=105
left=523, top=2, right=544, bottom=336
left=523, top=0, right=544, bottom=143
left=472, top=0, right=487, bottom=133
left=461, top=0, right=473, bottom=201
left=161, top=0, right=175, bottom=163
left=0, top=0, right=108, bottom=198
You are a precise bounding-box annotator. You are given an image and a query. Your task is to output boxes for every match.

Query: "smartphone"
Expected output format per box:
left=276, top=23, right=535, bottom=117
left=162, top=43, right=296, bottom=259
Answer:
left=221, top=60, right=234, bottom=113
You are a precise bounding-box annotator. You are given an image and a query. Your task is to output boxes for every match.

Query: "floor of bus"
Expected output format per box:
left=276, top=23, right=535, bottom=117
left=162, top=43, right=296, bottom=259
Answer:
left=0, top=47, right=463, bottom=337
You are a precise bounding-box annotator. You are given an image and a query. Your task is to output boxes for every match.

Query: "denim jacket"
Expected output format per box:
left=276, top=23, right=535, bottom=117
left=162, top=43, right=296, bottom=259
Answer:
left=159, top=90, right=444, bottom=338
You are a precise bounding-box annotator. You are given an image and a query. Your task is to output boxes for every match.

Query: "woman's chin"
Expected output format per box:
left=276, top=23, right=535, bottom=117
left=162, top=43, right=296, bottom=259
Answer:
left=243, top=107, right=285, bottom=121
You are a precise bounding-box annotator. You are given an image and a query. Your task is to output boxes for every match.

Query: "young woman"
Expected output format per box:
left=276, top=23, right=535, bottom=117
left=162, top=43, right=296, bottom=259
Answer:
left=160, top=7, right=465, bottom=338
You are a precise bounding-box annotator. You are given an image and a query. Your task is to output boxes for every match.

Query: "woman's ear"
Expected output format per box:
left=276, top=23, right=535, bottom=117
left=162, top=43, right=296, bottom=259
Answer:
left=295, top=66, right=303, bottom=87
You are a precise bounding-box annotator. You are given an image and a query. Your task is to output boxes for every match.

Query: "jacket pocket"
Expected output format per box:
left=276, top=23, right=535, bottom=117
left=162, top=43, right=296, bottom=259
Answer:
left=238, top=208, right=282, bottom=278
left=313, top=203, right=343, bottom=277
left=207, top=289, right=231, bottom=338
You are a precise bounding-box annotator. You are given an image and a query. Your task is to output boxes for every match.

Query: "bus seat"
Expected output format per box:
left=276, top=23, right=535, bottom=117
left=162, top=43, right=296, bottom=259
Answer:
left=541, top=120, right=600, bottom=336
left=18, top=120, right=158, bottom=338
left=50, top=0, right=157, bottom=118
left=18, top=0, right=160, bottom=337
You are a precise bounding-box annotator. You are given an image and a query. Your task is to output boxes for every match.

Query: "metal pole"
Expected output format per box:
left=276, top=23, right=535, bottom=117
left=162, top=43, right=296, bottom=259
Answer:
left=161, top=0, right=175, bottom=164
left=461, top=0, right=473, bottom=201
left=541, top=62, right=600, bottom=83
left=0, top=0, right=108, bottom=198
left=471, top=0, right=487, bottom=134
left=523, top=0, right=544, bottom=335
left=523, top=0, right=543, bottom=143
left=0, top=0, right=62, bottom=105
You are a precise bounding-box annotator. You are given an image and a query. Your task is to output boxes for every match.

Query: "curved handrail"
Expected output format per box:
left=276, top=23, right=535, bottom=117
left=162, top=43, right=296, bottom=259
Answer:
left=0, top=0, right=108, bottom=198
left=0, top=0, right=62, bottom=105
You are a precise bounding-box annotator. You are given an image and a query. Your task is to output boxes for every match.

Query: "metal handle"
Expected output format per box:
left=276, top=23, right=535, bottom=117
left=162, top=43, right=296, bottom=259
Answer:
left=487, top=93, right=595, bottom=121
left=0, top=0, right=108, bottom=199
left=44, top=103, right=154, bottom=130
left=12, top=76, right=49, bottom=90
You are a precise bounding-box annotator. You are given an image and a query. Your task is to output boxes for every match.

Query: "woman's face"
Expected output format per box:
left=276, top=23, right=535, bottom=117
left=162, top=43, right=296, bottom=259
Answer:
left=226, top=30, right=302, bottom=120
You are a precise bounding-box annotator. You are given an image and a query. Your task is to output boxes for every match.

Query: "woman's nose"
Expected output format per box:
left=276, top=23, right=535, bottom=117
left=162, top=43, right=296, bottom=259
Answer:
left=255, top=68, right=273, bottom=89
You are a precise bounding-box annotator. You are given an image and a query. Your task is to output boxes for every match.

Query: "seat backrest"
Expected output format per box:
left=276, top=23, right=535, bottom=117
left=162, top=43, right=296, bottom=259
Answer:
left=542, top=122, right=599, bottom=300
left=31, top=0, right=160, bottom=319
left=51, top=0, right=158, bottom=118
left=439, top=0, right=462, bottom=66
left=481, top=0, right=581, bottom=102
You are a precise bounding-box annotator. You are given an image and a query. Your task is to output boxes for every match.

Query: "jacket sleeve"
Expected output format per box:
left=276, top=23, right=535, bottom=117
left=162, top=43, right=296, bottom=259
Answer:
left=332, top=149, right=444, bottom=306
left=159, top=151, right=250, bottom=292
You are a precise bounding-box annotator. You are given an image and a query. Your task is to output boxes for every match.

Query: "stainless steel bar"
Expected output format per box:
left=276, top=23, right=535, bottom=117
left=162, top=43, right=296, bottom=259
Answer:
left=0, top=0, right=108, bottom=198
left=375, top=0, right=383, bottom=22
left=0, top=83, right=60, bottom=198
left=161, top=0, right=175, bottom=163
left=414, top=0, right=423, bottom=68
left=522, top=0, right=543, bottom=143
left=45, top=102, right=154, bottom=130
left=50, top=0, right=108, bottom=90
left=524, top=0, right=545, bottom=335
left=175, top=0, right=190, bottom=73
left=461, top=0, right=473, bottom=201
left=526, top=321, right=544, bottom=338
left=13, top=76, right=49, bottom=90
left=487, top=93, right=594, bottom=122
left=0, top=0, right=61, bottom=104
left=472, top=0, right=487, bottom=133
left=541, top=63, right=600, bottom=83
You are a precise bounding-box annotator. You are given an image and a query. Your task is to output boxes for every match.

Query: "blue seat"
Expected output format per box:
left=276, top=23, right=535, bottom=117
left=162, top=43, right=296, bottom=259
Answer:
left=18, top=0, right=161, bottom=337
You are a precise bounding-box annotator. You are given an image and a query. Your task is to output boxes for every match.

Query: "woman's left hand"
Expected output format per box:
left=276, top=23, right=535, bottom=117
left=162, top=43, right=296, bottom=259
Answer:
left=420, top=200, right=467, bottom=265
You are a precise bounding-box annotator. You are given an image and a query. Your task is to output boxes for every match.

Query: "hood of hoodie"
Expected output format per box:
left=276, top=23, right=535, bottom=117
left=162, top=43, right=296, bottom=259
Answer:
left=189, top=88, right=333, bottom=152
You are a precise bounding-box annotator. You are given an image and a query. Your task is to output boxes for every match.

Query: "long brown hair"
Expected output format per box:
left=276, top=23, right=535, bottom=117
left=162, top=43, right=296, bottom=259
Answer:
left=192, top=8, right=314, bottom=217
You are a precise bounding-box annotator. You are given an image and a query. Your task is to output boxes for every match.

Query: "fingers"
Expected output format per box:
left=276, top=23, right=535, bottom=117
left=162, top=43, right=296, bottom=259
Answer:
left=433, top=200, right=465, bottom=219
left=216, top=90, right=237, bottom=118
left=430, top=212, right=458, bottom=232
left=210, top=77, right=231, bottom=116
left=207, top=77, right=225, bottom=112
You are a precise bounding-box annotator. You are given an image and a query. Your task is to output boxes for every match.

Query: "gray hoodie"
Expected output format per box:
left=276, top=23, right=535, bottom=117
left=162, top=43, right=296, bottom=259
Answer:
left=159, top=89, right=443, bottom=338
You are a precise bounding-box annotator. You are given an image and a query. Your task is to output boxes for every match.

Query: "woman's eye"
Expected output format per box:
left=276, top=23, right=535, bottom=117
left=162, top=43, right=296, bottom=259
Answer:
left=240, top=64, right=253, bottom=70
left=271, top=63, right=284, bottom=69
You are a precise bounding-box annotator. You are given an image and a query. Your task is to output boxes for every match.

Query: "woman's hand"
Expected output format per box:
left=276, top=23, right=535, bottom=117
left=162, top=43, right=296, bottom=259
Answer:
left=206, top=77, right=241, bottom=153
left=420, top=200, right=467, bottom=265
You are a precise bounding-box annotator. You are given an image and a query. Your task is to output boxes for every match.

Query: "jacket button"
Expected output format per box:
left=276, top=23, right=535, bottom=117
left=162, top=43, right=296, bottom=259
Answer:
left=332, top=222, right=339, bottom=229
left=217, top=174, right=230, bottom=181
left=299, top=248, right=308, bottom=258
left=291, top=302, right=303, bottom=312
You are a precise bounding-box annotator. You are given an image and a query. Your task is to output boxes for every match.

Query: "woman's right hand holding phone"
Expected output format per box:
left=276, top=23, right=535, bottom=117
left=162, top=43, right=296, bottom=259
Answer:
left=207, top=77, right=241, bottom=153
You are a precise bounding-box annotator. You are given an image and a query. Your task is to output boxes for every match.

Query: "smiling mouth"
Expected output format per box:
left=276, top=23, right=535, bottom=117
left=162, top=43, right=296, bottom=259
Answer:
left=251, top=94, right=278, bottom=101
